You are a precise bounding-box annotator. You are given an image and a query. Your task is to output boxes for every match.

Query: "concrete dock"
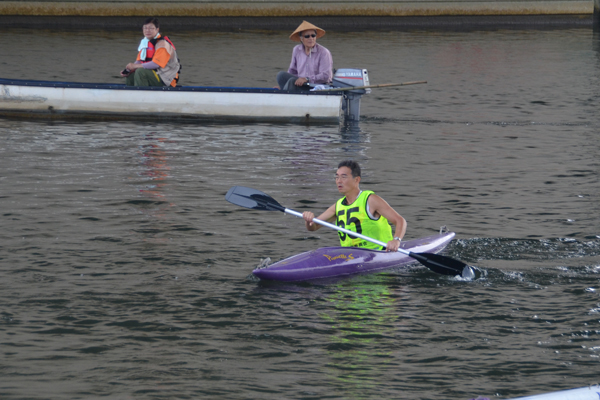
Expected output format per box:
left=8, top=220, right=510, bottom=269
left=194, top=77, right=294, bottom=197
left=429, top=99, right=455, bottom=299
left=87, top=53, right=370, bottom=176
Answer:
left=0, top=0, right=595, bottom=30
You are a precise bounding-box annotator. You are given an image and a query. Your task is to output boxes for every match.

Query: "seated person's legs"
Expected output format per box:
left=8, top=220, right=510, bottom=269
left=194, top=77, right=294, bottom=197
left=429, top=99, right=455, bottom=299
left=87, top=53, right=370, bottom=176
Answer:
left=276, top=71, right=310, bottom=92
left=126, top=69, right=165, bottom=87
left=277, top=71, right=296, bottom=90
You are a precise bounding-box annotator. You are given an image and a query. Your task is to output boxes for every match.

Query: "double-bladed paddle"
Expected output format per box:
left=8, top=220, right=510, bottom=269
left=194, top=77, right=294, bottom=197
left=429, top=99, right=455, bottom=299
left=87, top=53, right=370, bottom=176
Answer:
left=225, top=186, right=474, bottom=279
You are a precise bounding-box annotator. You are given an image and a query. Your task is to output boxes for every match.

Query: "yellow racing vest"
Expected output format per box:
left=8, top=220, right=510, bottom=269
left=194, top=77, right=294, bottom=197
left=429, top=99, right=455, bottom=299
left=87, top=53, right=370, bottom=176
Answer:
left=335, top=190, right=394, bottom=250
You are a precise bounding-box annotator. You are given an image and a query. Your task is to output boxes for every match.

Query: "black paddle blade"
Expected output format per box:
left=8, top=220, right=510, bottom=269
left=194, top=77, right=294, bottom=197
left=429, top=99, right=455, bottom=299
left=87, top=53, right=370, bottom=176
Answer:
left=225, top=186, right=286, bottom=212
left=408, top=252, right=469, bottom=276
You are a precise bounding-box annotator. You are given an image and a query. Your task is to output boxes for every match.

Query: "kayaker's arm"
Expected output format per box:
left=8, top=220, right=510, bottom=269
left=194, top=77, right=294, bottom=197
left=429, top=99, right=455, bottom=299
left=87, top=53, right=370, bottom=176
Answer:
left=367, top=194, right=407, bottom=252
left=303, top=204, right=336, bottom=231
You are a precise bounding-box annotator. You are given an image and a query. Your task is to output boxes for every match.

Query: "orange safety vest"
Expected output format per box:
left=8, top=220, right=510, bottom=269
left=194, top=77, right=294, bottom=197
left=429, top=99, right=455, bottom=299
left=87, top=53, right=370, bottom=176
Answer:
left=139, top=36, right=181, bottom=85
left=140, top=36, right=177, bottom=63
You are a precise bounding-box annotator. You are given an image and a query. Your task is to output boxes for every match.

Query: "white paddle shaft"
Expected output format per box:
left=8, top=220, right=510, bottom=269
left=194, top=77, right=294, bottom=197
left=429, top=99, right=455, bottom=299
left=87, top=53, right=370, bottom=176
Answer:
left=284, top=208, right=410, bottom=255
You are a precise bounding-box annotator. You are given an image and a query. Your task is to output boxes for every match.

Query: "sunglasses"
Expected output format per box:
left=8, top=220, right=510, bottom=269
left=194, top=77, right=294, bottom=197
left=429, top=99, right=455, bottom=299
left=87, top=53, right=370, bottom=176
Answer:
left=303, top=34, right=317, bottom=38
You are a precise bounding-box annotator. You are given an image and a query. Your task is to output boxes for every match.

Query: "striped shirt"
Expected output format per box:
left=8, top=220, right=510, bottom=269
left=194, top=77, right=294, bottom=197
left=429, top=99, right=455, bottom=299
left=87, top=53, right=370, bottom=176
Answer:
left=287, top=43, right=333, bottom=84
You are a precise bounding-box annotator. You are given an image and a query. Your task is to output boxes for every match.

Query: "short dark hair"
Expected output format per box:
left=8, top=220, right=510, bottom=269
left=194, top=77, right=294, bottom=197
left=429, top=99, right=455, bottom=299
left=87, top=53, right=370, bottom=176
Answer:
left=338, top=160, right=361, bottom=178
left=144, top=17, right=160, bottom=29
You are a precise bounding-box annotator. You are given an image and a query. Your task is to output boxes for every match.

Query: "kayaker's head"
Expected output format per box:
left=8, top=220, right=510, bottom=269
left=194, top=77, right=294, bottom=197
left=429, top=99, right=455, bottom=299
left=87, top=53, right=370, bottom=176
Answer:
left=142, top=17, right=160, bottom=40
left=335, top=160, right=361, bottom=194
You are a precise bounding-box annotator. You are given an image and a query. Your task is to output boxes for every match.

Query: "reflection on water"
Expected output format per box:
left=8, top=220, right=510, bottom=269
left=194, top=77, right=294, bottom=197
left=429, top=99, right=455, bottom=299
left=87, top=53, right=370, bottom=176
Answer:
left=137, top=134, right=172, bottom=199
left=338, top=120, right=370, bottom=161
left=132, top=133, right=176, bottom=246
left=320, top=280, right=399, bottom=399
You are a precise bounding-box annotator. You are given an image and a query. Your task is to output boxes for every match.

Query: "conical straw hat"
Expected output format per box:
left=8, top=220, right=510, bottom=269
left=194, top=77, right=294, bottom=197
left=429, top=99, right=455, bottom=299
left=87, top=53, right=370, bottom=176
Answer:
left=289, top=21, right=326, bottom=42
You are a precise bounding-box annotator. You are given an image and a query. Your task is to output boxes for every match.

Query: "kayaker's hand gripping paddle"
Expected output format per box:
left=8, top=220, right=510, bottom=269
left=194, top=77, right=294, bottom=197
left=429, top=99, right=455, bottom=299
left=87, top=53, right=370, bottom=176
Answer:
left=226, top=186, right=475, bottom=279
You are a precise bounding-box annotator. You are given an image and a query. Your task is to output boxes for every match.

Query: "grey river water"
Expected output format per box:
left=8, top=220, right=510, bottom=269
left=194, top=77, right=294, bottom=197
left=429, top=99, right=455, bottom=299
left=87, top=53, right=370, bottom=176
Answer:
left=1, top=27, right=600, bottom=399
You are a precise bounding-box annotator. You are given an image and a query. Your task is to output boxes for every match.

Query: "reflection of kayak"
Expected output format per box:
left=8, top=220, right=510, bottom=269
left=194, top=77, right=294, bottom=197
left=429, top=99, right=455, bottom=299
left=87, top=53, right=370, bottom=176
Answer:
left=471, top=385, right=600, bottom=400
left=253, top=231, right=455, bottom=282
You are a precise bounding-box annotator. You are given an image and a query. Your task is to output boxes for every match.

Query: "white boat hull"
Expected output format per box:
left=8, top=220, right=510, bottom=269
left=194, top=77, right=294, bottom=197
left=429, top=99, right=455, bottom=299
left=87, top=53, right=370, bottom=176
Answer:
left=506, top=385, right=600, bottom=400
left=0, top=78, right=342, bottom=123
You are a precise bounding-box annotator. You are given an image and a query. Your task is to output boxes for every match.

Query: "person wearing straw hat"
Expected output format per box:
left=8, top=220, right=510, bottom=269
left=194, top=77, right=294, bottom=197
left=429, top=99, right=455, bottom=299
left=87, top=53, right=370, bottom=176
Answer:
left=276, top=21, right=333, bottom=92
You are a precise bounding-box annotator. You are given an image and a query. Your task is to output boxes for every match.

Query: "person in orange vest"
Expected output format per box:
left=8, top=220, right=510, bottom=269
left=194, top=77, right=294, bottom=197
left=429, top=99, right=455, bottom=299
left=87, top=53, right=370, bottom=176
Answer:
left=121, top=17, right=181, bottom=87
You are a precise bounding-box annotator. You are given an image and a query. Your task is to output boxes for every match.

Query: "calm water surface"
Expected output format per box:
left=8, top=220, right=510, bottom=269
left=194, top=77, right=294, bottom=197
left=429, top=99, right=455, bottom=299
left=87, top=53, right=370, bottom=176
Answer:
left=1, top=28, right=600, bottom=399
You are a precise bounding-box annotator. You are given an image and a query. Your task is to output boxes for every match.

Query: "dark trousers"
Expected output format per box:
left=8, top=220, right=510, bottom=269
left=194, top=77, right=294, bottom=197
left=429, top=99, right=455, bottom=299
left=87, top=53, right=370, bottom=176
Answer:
left=276, top=71, right=310, bottom=92
left=126, top=69, right=165, bottom=87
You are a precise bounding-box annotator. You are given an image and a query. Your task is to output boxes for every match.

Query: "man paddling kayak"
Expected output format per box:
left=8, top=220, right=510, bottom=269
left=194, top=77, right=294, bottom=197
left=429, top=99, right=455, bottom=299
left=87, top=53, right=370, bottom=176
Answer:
left=302, top=160, right=407, bottom=252
left=226, top=184, right=472, bottom=277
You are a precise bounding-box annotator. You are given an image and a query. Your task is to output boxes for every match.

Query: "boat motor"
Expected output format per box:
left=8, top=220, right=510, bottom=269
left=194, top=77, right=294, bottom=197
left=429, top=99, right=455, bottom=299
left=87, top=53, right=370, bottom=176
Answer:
left=331, top=68, right=370, bottom=122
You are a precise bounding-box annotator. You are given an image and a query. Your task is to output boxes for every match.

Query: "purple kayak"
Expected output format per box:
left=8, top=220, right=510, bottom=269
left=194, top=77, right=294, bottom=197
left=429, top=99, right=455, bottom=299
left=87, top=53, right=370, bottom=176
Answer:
left=253, top=231, right=456, bottom=282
